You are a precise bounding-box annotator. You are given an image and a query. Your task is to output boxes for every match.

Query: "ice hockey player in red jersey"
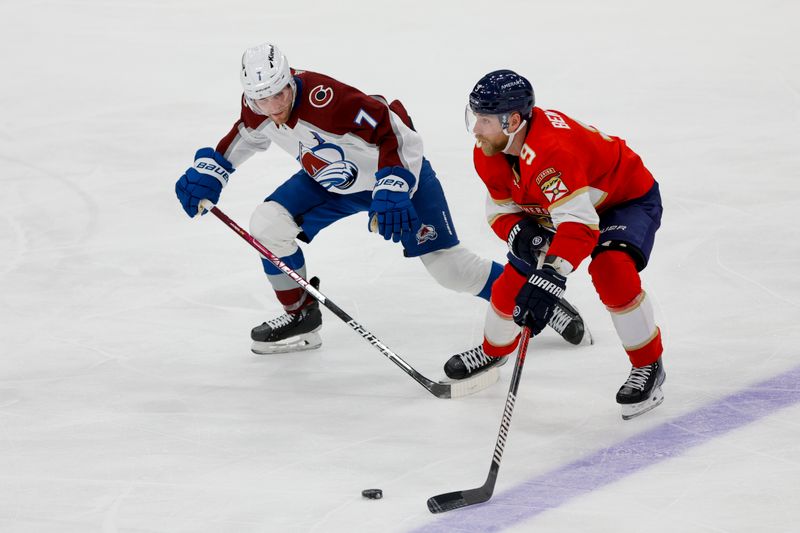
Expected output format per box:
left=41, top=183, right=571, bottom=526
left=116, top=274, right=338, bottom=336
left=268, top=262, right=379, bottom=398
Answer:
left=174, top=44, right=589, bottom=357
left=451, top=69, right=665, bottom=419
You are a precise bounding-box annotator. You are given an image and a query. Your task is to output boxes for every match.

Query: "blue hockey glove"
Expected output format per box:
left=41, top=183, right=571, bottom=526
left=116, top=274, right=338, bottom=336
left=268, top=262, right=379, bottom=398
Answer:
left=513, top=266, right=567, bottom=335
left=368, top=166, right=420, bottom=242
left=507, top=219, right=554, bottom=267
left=175, top=148, right=234, bottom=217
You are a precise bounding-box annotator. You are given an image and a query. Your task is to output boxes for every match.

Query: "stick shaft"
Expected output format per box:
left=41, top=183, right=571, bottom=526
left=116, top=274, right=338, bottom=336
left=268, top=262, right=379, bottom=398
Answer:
left=426, top=326, right=532, bottom=512
left=202, top=202, right=459, bottom=398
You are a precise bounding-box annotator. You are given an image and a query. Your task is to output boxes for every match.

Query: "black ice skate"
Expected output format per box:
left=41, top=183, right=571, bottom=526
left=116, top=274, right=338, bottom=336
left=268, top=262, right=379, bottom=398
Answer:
left=549, top=298, right=593, bottom=346
left=251, top=278, right=323, bottom=355
left=444, top=345, right=509, bottom=380
left=616, top=357, right=666, bottom=420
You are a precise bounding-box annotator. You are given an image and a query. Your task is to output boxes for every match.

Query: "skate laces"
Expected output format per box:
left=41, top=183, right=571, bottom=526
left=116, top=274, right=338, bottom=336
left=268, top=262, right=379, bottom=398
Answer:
left=459, top=347, right=491, bottom=372
left=624, top=364, right=653, bottom=391
left=266, top=313, right=297, bottom=330
left=549, top=305, right=572, bottom=334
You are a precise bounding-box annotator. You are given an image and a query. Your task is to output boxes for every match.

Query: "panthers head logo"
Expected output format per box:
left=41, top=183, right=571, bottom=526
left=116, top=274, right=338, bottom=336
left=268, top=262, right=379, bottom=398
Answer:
left=298, top=141, right=358, bottom=190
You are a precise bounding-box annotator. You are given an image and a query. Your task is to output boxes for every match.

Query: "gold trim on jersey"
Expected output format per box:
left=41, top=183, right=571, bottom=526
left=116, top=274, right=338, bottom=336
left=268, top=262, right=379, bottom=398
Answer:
left=591, top=189, right=609, bottom=209
left=487, top=213, right=507, bottom=226
left=489, top=196, right=514, bottom=205
left=549, top=185, right=590, bottom=210
left=622, top=327, right=661, bottom=351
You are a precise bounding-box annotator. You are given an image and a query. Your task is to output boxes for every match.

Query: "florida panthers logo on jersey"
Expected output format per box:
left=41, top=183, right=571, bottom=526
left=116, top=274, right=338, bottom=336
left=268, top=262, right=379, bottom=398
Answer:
left=298, top=135, right=358, bottom=191
left=416, top=224, right=438, bottom=244
left=540, top=173, right=570, bottom=203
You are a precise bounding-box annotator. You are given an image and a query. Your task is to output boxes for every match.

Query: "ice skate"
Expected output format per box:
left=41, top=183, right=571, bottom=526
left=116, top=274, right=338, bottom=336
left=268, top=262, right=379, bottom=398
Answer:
left=251, top=278, right=323, bottom=355
left=616, top=357, right=666, bottom=420
left=549, top=298, right=593, bottom=346
left=444, top=345, right=508, bottom=380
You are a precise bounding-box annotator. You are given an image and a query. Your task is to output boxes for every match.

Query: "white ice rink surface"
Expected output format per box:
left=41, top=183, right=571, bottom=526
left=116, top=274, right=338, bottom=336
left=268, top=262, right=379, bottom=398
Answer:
left=2, top=1, right=799, bottom=531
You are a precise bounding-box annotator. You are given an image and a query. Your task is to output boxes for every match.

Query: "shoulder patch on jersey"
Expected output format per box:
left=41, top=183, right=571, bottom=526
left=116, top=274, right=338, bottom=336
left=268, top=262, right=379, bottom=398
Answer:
left=540, top=174, right=569, bottom=202
left=309, top=84, right=334, bottom=108
left=535, top=167, right=558, bottom=185
left=544, top=110, right=570, bottom=129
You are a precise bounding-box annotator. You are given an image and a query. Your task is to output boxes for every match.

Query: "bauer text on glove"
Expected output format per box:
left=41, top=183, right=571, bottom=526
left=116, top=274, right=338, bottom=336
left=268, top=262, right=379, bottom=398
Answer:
left=175, top=148, right=235, bottom=217
left=368, top=166, right=420, bottom=242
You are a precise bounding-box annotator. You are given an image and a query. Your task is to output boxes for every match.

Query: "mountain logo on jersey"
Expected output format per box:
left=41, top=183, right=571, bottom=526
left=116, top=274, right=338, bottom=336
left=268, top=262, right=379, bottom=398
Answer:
left=540, top=173, right=569, bottom=203
left=416, top=224, right=438, bottom=244
left=298, top=139, right=358, bottom=191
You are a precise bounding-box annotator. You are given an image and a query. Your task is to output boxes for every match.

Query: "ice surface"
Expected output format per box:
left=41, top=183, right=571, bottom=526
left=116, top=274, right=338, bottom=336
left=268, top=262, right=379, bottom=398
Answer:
left=1, top=1, right=799, bottom=532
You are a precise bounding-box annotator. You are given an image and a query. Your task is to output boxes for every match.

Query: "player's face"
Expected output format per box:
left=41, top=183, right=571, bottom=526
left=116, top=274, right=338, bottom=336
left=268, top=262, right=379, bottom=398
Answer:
left=255, top=84, right=294, bottom=125
left=470, top=112, right=507, bottom=156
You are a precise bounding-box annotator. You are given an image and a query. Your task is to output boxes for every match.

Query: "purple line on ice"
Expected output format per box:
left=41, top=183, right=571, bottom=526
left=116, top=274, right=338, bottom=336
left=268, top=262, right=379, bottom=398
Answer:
left=410, top=364, right=800, bottom=533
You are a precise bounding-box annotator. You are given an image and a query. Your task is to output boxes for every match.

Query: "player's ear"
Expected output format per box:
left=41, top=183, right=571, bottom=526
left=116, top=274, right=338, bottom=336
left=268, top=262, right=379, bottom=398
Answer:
left=508, top=112, right=523, bottom=132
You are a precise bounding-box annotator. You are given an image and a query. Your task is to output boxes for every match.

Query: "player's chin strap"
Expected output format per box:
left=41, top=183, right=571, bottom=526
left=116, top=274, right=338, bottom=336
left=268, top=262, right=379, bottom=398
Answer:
left=502, top=119, right=528, bottom=153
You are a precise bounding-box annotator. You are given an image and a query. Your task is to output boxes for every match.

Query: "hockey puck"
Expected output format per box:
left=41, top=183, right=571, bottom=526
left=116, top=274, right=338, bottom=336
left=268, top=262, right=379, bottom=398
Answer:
left=361, top=489, right=383, bottom=499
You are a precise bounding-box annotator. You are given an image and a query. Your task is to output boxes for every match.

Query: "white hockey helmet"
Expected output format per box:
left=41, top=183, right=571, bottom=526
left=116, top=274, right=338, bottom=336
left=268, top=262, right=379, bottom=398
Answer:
left=240, top=43, right=292, bottom=100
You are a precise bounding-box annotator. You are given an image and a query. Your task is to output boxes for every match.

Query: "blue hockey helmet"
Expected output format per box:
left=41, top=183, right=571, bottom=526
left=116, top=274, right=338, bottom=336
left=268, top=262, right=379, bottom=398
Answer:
left=468, top=70, right=534, bottom=121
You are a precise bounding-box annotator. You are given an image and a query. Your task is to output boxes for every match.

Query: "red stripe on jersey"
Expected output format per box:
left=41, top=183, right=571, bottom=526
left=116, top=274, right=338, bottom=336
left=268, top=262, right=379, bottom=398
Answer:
left=491, top=213, right=525, bottom=242
left=625, top=328, right=663, bottom=367
left=216, top=95, right=267, bottom=156
left=547, top=221, right=599, bottom=271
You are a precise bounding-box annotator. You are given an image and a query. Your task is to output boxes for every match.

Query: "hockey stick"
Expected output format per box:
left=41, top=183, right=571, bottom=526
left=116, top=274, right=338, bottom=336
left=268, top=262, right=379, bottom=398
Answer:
left=427, top=326, right=532, bottom=512
left=198, top=200, right=499, bottom=399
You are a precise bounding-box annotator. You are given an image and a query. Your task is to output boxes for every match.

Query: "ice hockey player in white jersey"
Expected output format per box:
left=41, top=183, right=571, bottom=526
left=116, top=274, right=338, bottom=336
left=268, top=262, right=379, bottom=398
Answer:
left=174, top=42, right=589, bottom=355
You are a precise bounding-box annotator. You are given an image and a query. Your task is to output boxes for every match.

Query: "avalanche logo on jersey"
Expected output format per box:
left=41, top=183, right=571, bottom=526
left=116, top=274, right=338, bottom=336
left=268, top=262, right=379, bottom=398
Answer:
left=416, top=224, right=438, bottom=244
left=298, top=133, right=358, bottom=190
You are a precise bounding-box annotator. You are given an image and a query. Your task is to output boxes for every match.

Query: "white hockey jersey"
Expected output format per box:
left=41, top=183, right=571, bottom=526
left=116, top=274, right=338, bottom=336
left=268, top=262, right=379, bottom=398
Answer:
left=216, top=69, right=424, bottom=195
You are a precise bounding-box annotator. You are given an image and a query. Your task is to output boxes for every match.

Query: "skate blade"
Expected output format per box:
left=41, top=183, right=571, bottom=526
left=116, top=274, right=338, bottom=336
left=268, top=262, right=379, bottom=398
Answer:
left=577, top=325, right=594, bottom=346
left=251, top=332, right=322, bottom=355
left=444, top=366, right=502, bottom=398
left=620, top=385, right=664, bottom=420
left=441, top=356, right=508, bottom=398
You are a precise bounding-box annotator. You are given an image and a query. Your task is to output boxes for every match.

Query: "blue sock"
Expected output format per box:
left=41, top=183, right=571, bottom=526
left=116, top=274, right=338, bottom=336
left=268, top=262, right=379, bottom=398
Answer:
left=476, top=261, right=503, bottom=302
left=261, top=248, right=305, bottom=276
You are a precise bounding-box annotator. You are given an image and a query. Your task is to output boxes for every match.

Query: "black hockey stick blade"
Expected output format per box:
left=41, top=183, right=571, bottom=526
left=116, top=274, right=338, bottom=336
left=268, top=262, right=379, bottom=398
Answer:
left=426, top=327, right=532, bottom=513
left=427, top=485, right=493, bottom=513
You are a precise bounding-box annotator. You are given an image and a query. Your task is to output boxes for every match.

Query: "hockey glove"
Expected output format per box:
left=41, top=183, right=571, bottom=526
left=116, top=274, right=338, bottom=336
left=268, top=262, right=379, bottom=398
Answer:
left=507, top=219, right=554, bottom=267
left=368, top=166, right=420, bottom=242
left=175, top=148, right=234, bottom=217
left=513, top=266, right=566, bottom=335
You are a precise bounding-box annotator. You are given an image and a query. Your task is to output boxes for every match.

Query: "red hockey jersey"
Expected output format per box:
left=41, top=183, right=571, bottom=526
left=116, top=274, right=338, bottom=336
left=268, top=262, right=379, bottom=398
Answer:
left=475, top=107, right=655, bottom=271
